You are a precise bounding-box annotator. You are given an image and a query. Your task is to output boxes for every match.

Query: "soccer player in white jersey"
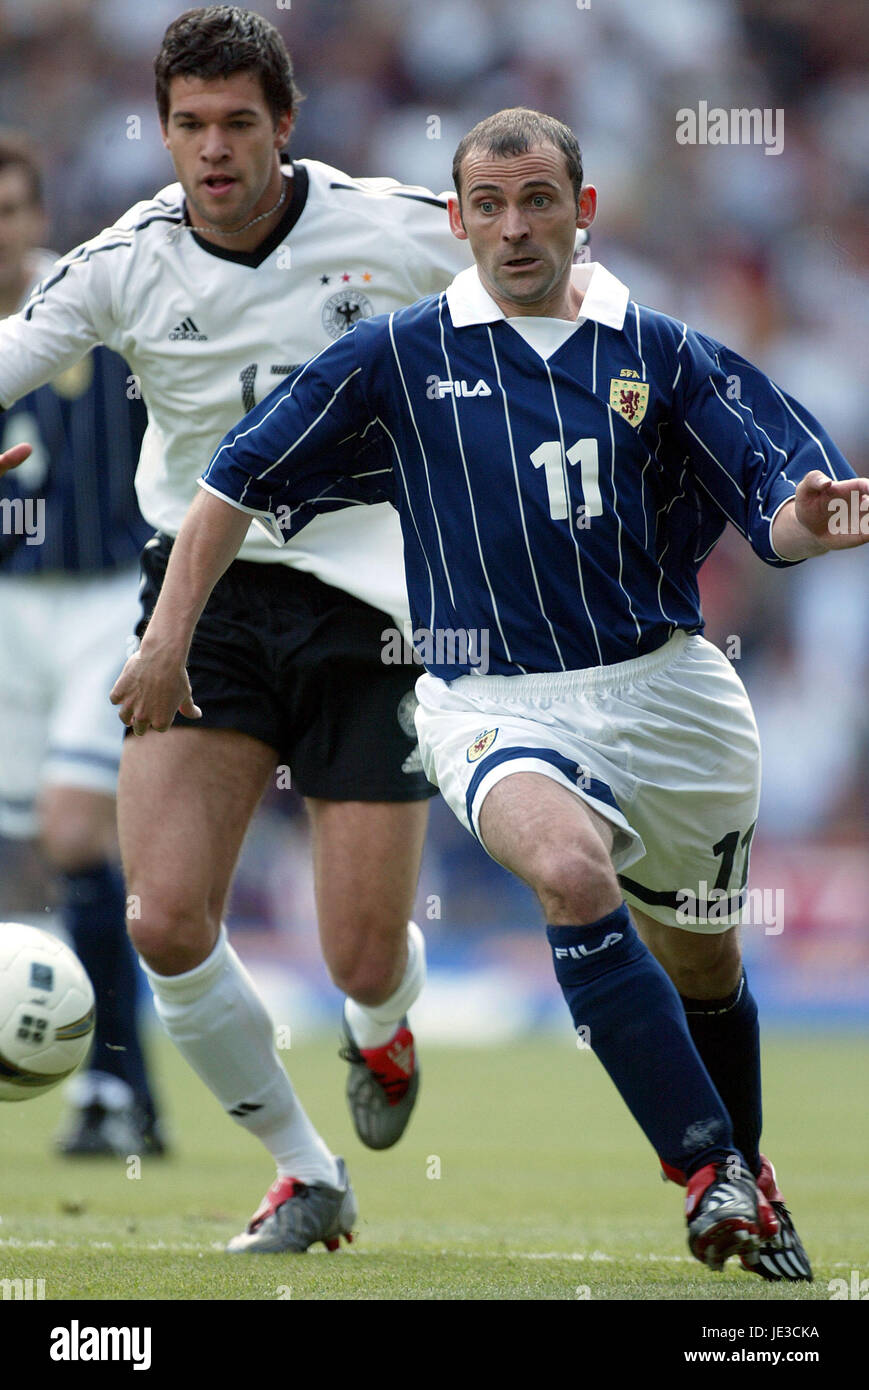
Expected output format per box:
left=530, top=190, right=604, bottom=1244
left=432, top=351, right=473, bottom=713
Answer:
left=0, top=5, right=480, bottom=1253
left=112, top=107, right=869, bottom=1276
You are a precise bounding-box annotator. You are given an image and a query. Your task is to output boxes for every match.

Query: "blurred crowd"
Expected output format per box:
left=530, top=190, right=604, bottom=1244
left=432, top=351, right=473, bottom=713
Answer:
left=1, top=0, right=866, bottom=937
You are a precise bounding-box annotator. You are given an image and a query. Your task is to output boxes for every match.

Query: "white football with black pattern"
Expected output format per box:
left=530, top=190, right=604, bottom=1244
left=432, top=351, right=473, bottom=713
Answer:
left=0, top=923, right=95, bottom=1101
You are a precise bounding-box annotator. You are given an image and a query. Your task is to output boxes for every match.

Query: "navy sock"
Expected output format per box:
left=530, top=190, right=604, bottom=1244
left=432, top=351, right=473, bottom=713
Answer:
left=547, top=904, right=738, bottom=1176
left=62, top=862, right=153, bottom=1109
left=681, top=972, right=762, bottom=1178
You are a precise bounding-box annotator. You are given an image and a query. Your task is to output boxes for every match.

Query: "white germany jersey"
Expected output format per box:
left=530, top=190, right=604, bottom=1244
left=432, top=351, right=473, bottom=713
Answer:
left=0, top=160, right=471, bottom=620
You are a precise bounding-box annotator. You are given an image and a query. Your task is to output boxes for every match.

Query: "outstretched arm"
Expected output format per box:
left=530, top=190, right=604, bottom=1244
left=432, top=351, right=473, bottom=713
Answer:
left=110, top=489, right=251, bottom=735
left=771, top=471, right=869, bottom=560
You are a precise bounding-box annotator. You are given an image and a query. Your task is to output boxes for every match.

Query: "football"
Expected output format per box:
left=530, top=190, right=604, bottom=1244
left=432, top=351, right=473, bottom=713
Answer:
left=0, top=923, right=95, bottom=1102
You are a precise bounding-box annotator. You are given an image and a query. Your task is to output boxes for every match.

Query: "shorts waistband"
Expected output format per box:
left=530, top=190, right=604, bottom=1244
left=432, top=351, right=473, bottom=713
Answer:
left=452, top=631, right=694, bottom=700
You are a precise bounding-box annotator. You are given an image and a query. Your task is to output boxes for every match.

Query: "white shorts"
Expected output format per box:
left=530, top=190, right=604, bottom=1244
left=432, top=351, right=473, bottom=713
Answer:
left=414, top=632, right=761, bottom=933
left=0, top=567, right=141, bottom=837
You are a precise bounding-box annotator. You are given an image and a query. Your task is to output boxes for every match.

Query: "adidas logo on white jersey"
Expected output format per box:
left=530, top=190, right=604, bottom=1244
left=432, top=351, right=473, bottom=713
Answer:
left=168, top=317, right=208, bottom=341
left=426, top=374, right=492, bottom=400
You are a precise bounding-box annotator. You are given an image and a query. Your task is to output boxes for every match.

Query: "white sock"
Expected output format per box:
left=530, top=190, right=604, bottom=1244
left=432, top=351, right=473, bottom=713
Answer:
left=344, top=920, right=426, bottom=1049
left=141, top=928, right=338, bottom=1186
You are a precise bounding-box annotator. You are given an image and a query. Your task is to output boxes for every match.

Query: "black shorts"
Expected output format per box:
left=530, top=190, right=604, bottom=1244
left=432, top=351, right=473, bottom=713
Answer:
left=134, top=533, right=435, bottom=802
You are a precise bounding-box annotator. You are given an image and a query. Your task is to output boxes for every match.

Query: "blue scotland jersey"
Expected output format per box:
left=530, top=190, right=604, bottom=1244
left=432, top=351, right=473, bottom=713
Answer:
left=0, top=345, right=149, bottom=573
left=202, top=262, right=855, bottom=679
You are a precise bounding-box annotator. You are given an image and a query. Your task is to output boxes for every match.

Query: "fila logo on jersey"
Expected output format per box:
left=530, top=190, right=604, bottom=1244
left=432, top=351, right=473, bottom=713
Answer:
left=553, top=933, right=623, bottom=959
left=168, top=317, right=207, bottom=341
left=426, top=374, right=492, bottom=400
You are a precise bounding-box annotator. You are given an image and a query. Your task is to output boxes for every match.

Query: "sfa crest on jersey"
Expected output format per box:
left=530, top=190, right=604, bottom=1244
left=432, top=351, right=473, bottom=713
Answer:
left=466, top=728, right=498, bottom=763
left=321, top=289, right=375, bottom=339
left=609, top=374, right=649, bottom=426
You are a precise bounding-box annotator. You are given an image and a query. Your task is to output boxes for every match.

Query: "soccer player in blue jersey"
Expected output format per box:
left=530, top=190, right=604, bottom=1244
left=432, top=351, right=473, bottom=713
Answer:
left=0, top=134, right=164, bottom=1155
left=88, top=109, right=869, bottom=1273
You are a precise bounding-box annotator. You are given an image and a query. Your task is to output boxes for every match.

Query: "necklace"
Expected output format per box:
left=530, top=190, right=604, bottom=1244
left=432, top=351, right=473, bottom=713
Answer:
left=190, top=178, right=287, bottom=238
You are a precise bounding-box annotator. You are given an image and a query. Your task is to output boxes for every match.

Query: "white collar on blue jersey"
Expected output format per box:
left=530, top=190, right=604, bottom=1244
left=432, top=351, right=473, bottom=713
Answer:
left=445, top=261, right=629, bottom=330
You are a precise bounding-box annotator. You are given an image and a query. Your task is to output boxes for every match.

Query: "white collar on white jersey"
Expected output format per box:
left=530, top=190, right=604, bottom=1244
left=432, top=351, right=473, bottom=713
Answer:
left=445, top=261, right=629, bottom=331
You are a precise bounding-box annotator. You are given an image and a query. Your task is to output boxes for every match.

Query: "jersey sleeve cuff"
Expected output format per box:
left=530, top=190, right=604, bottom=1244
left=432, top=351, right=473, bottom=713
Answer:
left=197, top=477, right=286, bottom=546
left=766, top=492, right=807, bottom=565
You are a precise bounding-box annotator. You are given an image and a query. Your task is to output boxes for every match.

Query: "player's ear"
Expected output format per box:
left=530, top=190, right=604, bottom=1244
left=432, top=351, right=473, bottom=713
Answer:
left=576, top=184, right=597, bottom=231
left=159, top=122, right=171, bottom=152
left=448, top=196, right=467, bottom=241
left=273, top=109, right=294, bottom=151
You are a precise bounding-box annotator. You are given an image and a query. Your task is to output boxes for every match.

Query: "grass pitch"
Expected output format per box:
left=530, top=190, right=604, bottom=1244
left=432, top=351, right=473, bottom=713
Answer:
left=0, top=1031, right=865, bottom=1301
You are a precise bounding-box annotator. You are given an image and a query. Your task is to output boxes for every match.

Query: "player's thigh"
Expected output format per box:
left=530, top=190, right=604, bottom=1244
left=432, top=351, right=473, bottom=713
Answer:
left=118, top=726, right=276, bottom=960
left=477, top=771, right=621, bottom=920
left=413, top=671, right=643, bottom=885
left=39, top=786, right=118, bottom=871
left=306, top=797, right=429, bottom=930
left=631, top=905, right=742, bottom=998
left=305, top=797, right=429, bottom=996
left=287, top=584, right=433, bottom=958
left=478, top=770, right=614, bottom=879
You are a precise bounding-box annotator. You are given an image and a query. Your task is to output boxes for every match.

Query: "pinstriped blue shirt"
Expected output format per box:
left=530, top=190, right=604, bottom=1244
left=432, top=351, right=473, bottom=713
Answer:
left=0, top=345, right=149, bottom=573
left=201, top=263, right=855, bottom=679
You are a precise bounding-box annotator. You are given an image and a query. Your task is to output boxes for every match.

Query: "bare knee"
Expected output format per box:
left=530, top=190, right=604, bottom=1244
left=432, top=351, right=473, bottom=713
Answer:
left=634, top=912, right=742, bottom=998
left=322, top=914, right=408, bottom=1005
left=671, top=935, right=742, bottom=998
left=127, top=887, right=219, bottom=977
left=530, top=840, right=622, bottom=924
left=478, top=774, right=621, bottom=925
left=40, top=790, right=116, bottom=873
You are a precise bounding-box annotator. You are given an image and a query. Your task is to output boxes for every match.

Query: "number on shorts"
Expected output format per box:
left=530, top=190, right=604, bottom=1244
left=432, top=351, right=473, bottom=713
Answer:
left=712, top=821, right=756, bottom=891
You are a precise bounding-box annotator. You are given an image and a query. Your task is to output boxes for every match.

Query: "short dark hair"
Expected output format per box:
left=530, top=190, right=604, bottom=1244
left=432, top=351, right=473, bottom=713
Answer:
left=155, top=5, right=301, bottom=127
left=453, top=108, right=583, bottom=207
left=0, top=130, right=43, bottom=207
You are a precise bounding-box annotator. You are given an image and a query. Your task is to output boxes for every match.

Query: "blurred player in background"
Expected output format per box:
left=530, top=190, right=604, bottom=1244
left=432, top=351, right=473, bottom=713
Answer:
left=0, top=132, right=164, bottom=1156
left=0, top=5, right=483, bottom=1253
left=120, top=109, right=869, bottom=1277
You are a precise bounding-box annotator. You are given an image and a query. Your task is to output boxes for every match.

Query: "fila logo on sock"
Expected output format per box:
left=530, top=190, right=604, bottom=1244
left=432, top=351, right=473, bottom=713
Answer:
left=554, top=932, right=623, bottom=960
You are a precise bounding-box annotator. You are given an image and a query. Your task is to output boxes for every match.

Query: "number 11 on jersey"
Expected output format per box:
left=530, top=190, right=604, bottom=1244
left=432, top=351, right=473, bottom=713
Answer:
left=530, top=438, right=603, bottom=522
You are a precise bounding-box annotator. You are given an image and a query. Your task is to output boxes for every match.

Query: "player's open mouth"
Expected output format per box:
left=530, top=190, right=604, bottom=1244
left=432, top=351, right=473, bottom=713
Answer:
left=502, top=256, right=541, bottom=270
left=202, top=175, right=237, bottom=196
